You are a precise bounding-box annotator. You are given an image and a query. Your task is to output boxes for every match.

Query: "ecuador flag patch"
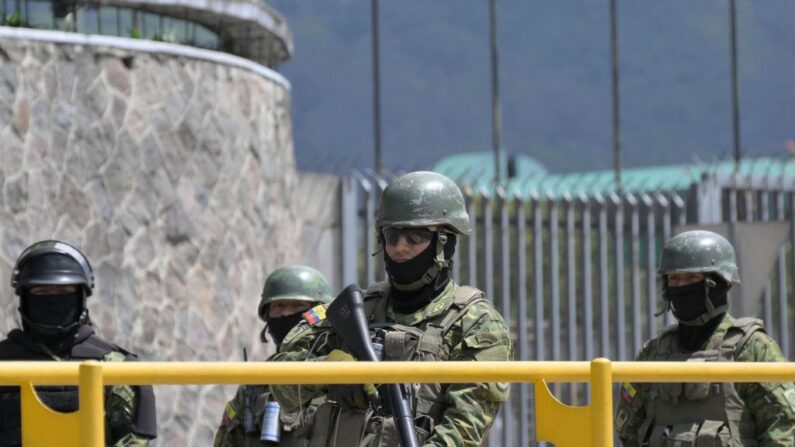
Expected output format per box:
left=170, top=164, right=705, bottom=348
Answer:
left=620, top=382, right=637, bottom=405
left=303, top=305, right=327, bottom=326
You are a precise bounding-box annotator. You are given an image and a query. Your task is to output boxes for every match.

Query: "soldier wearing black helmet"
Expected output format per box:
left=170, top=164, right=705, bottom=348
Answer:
left=214, top=265, right=334, bottom=447
left=0, top=240, right=157, bottom=446
left=615, top=230, right=795, bottom=446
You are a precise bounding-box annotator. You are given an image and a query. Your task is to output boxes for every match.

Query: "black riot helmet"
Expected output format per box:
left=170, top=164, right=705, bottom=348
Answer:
left=12, top=240, right=94, bottom=296
left=12, top=241, right=94, bottom=343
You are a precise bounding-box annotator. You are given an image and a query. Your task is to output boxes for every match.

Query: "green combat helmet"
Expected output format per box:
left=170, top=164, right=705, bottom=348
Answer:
left=659, top=230, right=740, bottom=285
left=376, top=171, right=471, bottom=291
left=658, top=230, right=740, bottom=325
left=257, top=265, right=333, bottom=322
left=376, top=171, right=471, bottom=236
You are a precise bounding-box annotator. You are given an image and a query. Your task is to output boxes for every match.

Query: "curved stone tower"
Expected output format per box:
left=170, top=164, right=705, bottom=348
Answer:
left=0, top=1, right=298, bottom=444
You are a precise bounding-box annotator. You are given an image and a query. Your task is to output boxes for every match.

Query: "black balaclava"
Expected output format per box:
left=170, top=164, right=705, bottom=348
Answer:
left=385, top=233, right=456, bottom=314
left=666, top=275, right=730, bottom=352
left=19, top=288, right=86, bottom=347
left=265, top=312, right=305, bottom=346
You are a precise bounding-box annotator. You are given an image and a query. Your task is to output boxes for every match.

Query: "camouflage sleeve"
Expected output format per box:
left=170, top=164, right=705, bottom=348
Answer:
left=106, top=384, right=149, bottom=447
left=270, top=321, right=331, bottom=413
left=615, top=341, right=655, bottom=447
left=423, top=302, right=513, bottom=447
left=735, top=331, right=795, bottom=446
left=213, top=386, right=248, bottom=447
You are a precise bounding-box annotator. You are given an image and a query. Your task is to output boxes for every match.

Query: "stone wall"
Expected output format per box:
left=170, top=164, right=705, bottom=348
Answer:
left=0, top=31, right=300, bottom=445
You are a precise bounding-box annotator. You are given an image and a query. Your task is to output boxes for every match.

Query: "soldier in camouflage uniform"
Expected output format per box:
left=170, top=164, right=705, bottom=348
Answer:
left=270, top=171, right=513, bottom=447
left=214, top=265, right=334, bottom=447
left=0, top=240, right=157, bottom=446
left=615, top=230, right=795, bottom=446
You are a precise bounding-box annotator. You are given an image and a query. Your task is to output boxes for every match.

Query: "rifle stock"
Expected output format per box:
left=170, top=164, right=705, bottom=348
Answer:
left=327, top=284, right=420, bottom=447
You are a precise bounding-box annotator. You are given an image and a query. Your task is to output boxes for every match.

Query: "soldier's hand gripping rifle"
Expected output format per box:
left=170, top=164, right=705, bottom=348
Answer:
left=327, top=284, right=420, bottom=447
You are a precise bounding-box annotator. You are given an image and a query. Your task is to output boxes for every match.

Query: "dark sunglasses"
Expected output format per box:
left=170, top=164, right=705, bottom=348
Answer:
left=382, top=227, right=435, bottom=246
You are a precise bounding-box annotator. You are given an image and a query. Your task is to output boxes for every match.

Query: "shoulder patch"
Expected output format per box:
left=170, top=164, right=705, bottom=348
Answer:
left=222, top=402, right=237, bottom=427
left=620, top=382, right=637, bottom=405
left=303, top=305, right=327, bottom=326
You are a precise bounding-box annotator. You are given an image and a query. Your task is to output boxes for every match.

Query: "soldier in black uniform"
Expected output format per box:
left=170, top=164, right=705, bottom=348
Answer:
left=0, top=240, right=157, bottom=446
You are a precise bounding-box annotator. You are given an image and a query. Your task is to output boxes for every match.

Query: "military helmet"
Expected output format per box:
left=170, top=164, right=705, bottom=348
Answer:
left=11, top=240, right=94, bottom=296
left=376, top=171, right=471, bottom=236
left=258, top=265, right=333, bottom=321
left=658, top=230, right=740, bottom=285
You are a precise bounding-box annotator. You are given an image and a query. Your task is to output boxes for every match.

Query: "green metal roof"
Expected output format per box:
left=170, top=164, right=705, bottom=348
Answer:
left=431, top=153, right=795, bottom=198
left=432, top=151, right=547, bottom=181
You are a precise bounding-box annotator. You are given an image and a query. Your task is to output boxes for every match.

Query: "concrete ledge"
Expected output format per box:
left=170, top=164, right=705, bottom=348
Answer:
left=92, top=0, right=293, bottom=65
left=0, top=26, right=290, bottom=90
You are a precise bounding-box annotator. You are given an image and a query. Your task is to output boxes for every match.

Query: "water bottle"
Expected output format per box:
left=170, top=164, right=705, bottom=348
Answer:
left=259, top=401, right=281, bottom=444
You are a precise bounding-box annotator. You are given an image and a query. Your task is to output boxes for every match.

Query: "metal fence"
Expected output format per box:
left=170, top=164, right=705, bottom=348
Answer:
left=338, top=160, right=795, bottom=446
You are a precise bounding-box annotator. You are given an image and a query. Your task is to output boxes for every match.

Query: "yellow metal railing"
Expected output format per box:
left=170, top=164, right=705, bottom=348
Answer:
left=6, top=359, right=795, bottom=447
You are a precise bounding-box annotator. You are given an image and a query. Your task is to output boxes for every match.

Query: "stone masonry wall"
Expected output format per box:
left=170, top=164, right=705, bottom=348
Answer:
left=0, top=34, right=300, bottom=445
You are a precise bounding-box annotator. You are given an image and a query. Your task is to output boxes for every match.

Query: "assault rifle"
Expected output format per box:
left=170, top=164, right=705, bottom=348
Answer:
left=327, top=284, right=420, bottom=447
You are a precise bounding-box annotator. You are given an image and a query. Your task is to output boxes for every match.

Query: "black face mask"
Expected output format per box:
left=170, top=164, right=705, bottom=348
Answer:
left=20, top=290, right=85, bottom=345
left=266, top=312, right=305, bottom=346
left=667, top=279, right=729, bottom=351
left=384, top=234, right=456, bottom=314
left=384, top=239, right=437, bottom=286
left=667, top=279, right=729, bottom=324
left=667, top=282, right=708, bottom=322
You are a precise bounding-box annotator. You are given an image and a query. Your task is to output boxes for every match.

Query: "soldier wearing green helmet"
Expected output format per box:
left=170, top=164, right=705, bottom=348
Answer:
left=271, top=171, right=513, bottom=447
left=214, top=265, right=333, bottom=447
left=616, top=230, right=795, bottom=446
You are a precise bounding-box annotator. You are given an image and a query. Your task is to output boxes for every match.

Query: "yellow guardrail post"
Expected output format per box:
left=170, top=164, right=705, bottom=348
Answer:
left=591, top=358, right=613, bottom=447
left=79, top=361, right=104, bottom=447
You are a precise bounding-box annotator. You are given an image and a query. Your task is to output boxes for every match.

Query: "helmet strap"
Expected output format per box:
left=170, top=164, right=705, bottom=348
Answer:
left=390, top=232, right=451, bottom=292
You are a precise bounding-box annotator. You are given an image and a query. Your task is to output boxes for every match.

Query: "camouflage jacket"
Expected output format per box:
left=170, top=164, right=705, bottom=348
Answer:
left=214, top=383, right=320, bottom=447
left=270, top=280, right=513, bottom=447
left=615, top=314, right=795, bottom=447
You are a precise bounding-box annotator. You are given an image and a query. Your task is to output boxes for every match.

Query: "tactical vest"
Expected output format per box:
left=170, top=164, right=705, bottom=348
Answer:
left=238, top=386, right=320, bottom=447
left=0, top=328, right=157, bottom=447
left=307, top=282, right=487, bottom=447
left=638, top=318, right=763, bottom=447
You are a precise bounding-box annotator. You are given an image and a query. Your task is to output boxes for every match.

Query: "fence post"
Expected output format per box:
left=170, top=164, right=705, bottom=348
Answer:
left=610, top=192, right=626, bottom=360
left=341, top=176, right=359, bottom=286
left=580, top=194, right=594, bottom=363
left=591, top=358, right=613, bottom=447
left=594, top=193, right=610, bottom=358
left=515, top=192, right=530, bottom=447
left=694, top=171, right=722, bottom=224
left=79, top=361, right=104, bottom=447
left=627, top=193, right=641, bottom=356
left=355, top=174, right=375, bottom=285
left=641, top=194, right=658, bottom=338
left=531, top=191, right=546, bottom=361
